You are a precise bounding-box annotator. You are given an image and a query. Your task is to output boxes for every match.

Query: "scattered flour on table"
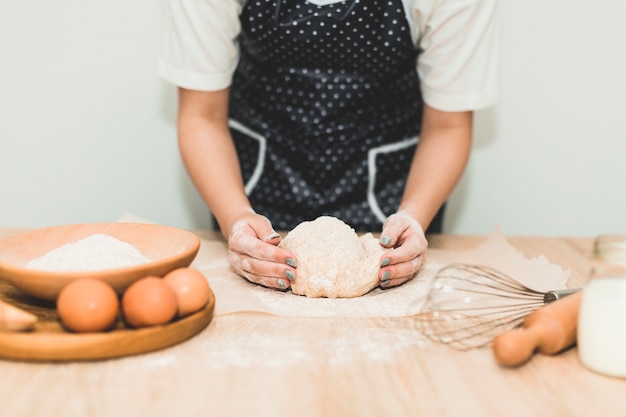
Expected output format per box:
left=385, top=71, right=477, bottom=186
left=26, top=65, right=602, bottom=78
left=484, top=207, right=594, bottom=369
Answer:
left=26, top=233, right=151, bottom=272
left=118, top=325, right=431, bottom=370
left=132, top=325, right=431, bottom=370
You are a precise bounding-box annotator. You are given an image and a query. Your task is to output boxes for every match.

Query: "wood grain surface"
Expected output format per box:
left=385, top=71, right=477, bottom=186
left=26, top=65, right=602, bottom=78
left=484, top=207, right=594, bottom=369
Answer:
left=1, top=228, right=624, bottom=417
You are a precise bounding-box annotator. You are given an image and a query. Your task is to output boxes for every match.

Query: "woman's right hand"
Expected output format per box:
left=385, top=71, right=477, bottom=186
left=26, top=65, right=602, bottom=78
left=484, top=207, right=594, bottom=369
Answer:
left=226, top=211, right=297, bottom=290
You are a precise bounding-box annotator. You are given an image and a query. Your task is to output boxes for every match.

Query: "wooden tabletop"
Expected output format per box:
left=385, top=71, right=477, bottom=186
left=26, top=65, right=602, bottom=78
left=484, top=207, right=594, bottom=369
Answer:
left=0, top=227, right=624, bottom=417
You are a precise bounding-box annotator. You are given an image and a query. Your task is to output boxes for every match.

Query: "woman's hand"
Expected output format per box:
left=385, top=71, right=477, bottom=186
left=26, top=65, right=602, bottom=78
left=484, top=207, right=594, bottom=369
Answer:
left=227, top=211, right=297, bottom=291
left=378, top=211, right=428, bottom=288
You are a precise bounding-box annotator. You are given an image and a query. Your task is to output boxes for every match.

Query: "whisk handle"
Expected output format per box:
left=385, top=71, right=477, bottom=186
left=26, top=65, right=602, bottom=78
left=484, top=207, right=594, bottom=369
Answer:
left=492, top=291, right=583, bottom=367
left=543, top=288, right=581, bottom=304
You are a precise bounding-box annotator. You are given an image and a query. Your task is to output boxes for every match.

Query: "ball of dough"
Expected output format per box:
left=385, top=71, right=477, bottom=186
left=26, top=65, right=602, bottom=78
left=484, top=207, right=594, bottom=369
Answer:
left=279, top=216, right=386, bottom=298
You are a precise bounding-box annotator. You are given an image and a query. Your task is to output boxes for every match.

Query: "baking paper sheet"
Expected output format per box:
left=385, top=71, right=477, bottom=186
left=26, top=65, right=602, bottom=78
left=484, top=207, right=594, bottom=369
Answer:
left=192, top=230, right=570, bottom=318
left=118, top=214, right=570, bottom=318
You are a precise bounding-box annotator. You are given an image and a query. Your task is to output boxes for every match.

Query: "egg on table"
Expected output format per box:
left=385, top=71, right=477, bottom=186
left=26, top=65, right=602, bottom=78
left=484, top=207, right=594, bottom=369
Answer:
left=56, top=278, right=119, bottom=333
left=122, top=276, right=177, bottom=328
left=163, top=268, right=212, bottom=318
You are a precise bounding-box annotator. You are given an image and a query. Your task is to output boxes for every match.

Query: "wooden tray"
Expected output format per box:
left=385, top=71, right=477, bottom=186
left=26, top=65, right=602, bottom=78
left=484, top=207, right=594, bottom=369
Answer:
left=0, top=280, right=215, bottom=362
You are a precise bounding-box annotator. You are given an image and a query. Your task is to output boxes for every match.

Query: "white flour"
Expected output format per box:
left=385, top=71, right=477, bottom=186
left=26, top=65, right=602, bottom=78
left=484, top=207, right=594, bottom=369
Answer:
left=26, top=233, right=151, bottom=272
left=132, top=321, right=431, bottom=370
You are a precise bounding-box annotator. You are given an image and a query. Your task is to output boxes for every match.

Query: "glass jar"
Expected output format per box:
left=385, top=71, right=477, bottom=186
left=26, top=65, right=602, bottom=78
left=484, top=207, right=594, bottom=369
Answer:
left=578, top=234, right=626, bottom=378
left=592, top=235, right=626, bottom=279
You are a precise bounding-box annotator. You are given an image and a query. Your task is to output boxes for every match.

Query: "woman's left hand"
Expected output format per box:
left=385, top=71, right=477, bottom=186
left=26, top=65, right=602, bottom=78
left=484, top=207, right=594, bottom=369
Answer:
left=378, top=211, right=428, bottom=288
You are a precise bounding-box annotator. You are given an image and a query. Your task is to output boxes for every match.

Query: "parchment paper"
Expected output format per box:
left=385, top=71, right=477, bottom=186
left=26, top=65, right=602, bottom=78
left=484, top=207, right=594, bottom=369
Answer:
left=190, top=228, right=570, bottom=318
left=117, top=214, right=570, bottom=318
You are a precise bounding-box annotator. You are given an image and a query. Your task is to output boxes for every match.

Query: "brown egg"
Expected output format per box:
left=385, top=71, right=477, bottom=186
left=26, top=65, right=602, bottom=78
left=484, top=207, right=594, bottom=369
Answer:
left=57, top=278, right=119, bottom=333
left=122, top=276, right=177, bottom=328
left=163, top=268, right=212, bottom=318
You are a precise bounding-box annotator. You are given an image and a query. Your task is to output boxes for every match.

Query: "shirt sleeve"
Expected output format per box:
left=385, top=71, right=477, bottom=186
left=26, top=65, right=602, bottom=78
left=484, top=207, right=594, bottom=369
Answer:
left=158, top=0, right=242, bottom=91
left=412, top=0, right=499, bottom=111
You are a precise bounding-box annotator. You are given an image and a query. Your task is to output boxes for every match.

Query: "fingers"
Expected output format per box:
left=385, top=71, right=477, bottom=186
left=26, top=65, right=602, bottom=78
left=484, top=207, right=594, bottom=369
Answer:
left=228, top=249, right=296, bottom=290
left=229, top=214, right=280, bottom=248
left=378, top=212, right=428, bottom=288
left=379, top=220, right=405, bottom=248
left=379, top=251, right=425, bottom=288
left=228, top=214, right=297, bottom=291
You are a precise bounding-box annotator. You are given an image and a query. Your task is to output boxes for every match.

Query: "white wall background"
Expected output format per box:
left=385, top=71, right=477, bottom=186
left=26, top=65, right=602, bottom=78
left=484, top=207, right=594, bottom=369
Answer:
left=1, top=1, right=625, bottom=236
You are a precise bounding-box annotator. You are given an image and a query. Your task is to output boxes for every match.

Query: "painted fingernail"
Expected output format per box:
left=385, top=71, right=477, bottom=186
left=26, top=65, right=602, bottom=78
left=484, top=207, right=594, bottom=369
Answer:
left=286, top=257, right=297, bottom=268
left=380, top=236, right=392, bottom=245
left=381, top=271, right=391, bottom=281
left=380, top=258, right=391, bottom=267
left=277, top=279, right=288, bottom=289
left=284, top=270, right=295, bottom=281
left=381, top=279, right=391, bottom=287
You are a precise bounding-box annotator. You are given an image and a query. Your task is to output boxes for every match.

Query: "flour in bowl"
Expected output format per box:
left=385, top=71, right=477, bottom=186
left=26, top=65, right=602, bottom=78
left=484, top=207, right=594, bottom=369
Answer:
left=26, top=233, right=151, bottom=272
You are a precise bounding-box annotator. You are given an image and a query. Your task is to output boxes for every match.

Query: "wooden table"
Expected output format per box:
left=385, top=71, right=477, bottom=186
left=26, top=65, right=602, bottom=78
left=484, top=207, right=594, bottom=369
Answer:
left=0, top=228, right=624, bottom=417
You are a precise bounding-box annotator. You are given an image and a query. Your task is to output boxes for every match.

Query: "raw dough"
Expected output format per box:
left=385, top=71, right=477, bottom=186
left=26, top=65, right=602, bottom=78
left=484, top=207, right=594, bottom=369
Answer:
left=279, top=216, right=386, bottom=298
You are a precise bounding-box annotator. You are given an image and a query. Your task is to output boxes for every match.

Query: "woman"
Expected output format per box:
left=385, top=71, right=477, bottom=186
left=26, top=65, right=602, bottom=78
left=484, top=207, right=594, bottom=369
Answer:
left=159, top=0, right=498, bottom=291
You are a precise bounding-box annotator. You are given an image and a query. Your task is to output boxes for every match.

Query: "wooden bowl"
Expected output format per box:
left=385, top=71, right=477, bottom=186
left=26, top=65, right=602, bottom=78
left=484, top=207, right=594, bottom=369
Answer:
left=0, top=223, right=201, bottom=301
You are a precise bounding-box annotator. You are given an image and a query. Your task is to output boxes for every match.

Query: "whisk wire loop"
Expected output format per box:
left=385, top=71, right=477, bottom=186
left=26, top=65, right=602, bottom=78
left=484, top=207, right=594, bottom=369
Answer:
left=414, top=263, right=576, bottom=350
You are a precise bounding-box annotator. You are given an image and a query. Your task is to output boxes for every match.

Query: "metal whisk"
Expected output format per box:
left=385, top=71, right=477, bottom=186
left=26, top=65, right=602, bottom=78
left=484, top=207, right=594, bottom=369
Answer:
left=413, top=263, right=579, bottom=350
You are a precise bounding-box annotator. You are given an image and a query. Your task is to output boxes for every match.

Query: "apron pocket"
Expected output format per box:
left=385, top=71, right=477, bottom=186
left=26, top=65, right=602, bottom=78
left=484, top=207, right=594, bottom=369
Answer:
left=229, top=119, right=267, bottom=195
left=366, top=137, right=418, bottom=223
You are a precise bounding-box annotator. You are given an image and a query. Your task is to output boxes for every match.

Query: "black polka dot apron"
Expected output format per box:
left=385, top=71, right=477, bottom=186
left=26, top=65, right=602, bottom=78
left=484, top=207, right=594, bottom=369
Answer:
left=229, top=0, right=442, bottom=232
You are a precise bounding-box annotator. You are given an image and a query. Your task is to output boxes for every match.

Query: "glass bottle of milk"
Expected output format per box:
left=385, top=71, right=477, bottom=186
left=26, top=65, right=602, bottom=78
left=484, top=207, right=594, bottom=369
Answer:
left=578, top=235, right=626, bottom=378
